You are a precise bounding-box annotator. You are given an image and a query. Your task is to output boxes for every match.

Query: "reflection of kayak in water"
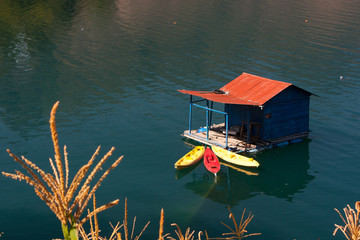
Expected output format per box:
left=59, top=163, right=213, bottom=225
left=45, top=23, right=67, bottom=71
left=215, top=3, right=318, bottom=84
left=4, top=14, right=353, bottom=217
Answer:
left=212, top=145, right=260, bottom=168
left=203, top=147, right=220, bottom=177
left=220, top=162, right=259, bottom=176
left=174, top=146, right=205, bottom=169
left=174, top=161, right=201, bottom=180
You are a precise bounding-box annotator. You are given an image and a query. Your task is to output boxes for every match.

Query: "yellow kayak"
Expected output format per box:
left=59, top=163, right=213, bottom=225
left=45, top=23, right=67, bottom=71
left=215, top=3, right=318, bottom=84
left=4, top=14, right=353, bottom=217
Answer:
left=175, top=146, right=205, bottom=169
left=211, top=145, right=260, bottom=168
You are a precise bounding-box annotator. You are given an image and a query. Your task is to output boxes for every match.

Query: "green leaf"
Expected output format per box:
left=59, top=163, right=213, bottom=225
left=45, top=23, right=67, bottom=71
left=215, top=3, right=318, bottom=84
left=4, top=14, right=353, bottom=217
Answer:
left=62, top=223, right=71, bottom=240
left=69, top=226, right=79, bottom=240
left=62, top=223, right=79, bottom=240
left=69, top=214, right=76, bottom=227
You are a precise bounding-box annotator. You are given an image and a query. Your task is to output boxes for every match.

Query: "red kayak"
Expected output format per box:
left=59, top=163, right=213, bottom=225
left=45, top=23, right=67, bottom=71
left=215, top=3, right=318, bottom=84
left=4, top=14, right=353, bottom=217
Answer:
left=203, top=147, right=220, bottom=176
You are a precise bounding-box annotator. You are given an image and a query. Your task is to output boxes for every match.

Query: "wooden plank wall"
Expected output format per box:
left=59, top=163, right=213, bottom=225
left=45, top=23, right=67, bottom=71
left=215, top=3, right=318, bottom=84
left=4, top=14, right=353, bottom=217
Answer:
left=225, top=86, right=311, bottom=141
left=263, top=86, right=310, bottom=140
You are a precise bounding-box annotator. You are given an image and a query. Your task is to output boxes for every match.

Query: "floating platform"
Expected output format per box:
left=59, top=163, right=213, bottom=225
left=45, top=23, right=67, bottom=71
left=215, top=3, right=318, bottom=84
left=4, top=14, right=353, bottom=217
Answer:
left=182, top=123, right=309, bottom=153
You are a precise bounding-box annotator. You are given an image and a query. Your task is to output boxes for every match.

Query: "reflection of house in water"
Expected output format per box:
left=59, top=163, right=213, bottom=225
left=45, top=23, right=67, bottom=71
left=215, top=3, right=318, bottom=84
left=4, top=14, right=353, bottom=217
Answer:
left=181, top=140, right=314, bottom=206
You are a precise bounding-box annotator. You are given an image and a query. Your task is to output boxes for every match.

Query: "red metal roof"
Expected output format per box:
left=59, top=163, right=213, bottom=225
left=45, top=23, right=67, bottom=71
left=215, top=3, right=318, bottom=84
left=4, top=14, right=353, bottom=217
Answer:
left=178, top=72, right=305, bottom=106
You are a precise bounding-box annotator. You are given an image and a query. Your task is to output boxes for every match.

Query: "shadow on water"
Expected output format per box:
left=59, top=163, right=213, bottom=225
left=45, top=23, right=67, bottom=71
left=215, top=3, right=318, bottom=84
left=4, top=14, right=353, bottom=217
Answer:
left=176, top=139, right=314, bottom=207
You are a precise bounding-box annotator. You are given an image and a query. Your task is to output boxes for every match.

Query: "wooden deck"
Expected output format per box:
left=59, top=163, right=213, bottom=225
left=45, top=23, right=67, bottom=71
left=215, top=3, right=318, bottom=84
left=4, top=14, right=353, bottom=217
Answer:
left=182, top=123, right=309, bottom=152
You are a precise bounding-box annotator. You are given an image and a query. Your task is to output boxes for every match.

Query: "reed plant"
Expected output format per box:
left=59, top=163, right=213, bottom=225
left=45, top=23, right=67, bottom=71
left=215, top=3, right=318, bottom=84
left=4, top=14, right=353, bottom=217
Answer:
left=2, top=101, right=123, bottom=240
left=168, top=224, right=203, bottom=240
left=164, top=206, right=260, bottom=240
left=116, top=198, right=150, bottom=240
left=333, top=201, right=360, bottom=240
left=76, top=200, right=259, bottom=240
left=79, top=197, right=150, bottom=240
left=205, top=206, right=260, bottom=240
left=158, top=208, right=170, bottom=240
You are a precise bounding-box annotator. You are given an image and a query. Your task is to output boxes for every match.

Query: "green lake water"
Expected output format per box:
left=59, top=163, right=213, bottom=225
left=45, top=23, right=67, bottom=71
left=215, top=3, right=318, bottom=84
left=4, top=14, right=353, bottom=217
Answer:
left=0, top=0, right=359, bottom=239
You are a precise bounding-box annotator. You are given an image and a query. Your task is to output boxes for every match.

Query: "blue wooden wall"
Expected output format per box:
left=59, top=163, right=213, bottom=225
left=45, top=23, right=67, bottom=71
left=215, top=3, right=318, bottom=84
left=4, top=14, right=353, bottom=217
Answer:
left=225, top=86, right=311, bottom=141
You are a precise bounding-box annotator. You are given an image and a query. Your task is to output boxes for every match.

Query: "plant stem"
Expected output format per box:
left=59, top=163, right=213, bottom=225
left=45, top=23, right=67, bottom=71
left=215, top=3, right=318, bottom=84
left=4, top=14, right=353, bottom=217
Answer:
left=62, top=223, right=79, bottom=240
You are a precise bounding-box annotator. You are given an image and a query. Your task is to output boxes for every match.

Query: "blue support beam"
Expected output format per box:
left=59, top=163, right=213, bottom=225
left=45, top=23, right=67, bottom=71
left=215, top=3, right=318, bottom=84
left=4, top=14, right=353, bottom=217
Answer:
left=225, top=113, right=228, bottom=147
left=246, top=106, right=251, bottom=151
left=206, top=100, right=210, bottom=140
left=187, top=99, right=229, bottom=148
left=188, top=95, right=193, bottom=134
left=192, top=103, right=227, bottom=115
left=210, top=101, right=214, bottom=126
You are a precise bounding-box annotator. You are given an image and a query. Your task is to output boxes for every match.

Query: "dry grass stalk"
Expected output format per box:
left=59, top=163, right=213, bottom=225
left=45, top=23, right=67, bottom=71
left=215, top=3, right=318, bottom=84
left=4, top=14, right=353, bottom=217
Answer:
left=158, top=208, right=166, bottom=240
left=333, top=201, right=360, bottom=240
left=208, top=206, right=260, bottom=240
left=167, top=224, right=202, bottom=240
left=108, top=222, right=122, bottom=240
left=94, top=197, right=100, bottom=240
left=121, top=198, right=150, bottom=240
left=1, top=101, right=123, bottom=238
left=158, top=208, right=170, bottom=240
left=77, top=202, right=259, bottom=240
left=159, top=208, right=164, bottom=240
left=78, top=226, right=91, bottom=240
left=79, top=196, right=103, bottom=240
left=88, top=196, right=100, bottom=240
left=124, top=198, right=128, bottom=240
left=64, top=145, right=69, bottom=189
left=80, top=198, right=150, bottom=240
left=204, top=231, right=209, bottom=240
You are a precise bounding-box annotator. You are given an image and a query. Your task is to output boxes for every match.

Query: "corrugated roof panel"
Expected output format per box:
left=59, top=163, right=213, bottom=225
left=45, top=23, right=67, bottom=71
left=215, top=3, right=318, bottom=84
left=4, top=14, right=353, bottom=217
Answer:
left=178, top=72, right=310, bottom=105
left=249, top=82, right=290, bottom=104
left=221, top=73, right=292, bottom=105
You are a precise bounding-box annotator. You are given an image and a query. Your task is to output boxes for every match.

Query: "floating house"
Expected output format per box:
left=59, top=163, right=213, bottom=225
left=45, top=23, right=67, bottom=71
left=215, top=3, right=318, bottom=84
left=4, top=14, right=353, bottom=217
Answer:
left=178, top=72, right=315, bottom=152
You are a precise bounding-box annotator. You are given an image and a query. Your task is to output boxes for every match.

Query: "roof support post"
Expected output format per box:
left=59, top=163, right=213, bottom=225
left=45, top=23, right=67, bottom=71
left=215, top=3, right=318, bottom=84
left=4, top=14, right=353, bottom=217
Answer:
left=187, top=102, right=229, bottom=149
left=188, top=95, right=193, bottom=134
left=246, top=106, right=251, bottom=152
left=209, top=101, right=214, bottom=126
left=206, top=100, right=210, bottom=141
left=225, top=113, right=229, bottom=148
